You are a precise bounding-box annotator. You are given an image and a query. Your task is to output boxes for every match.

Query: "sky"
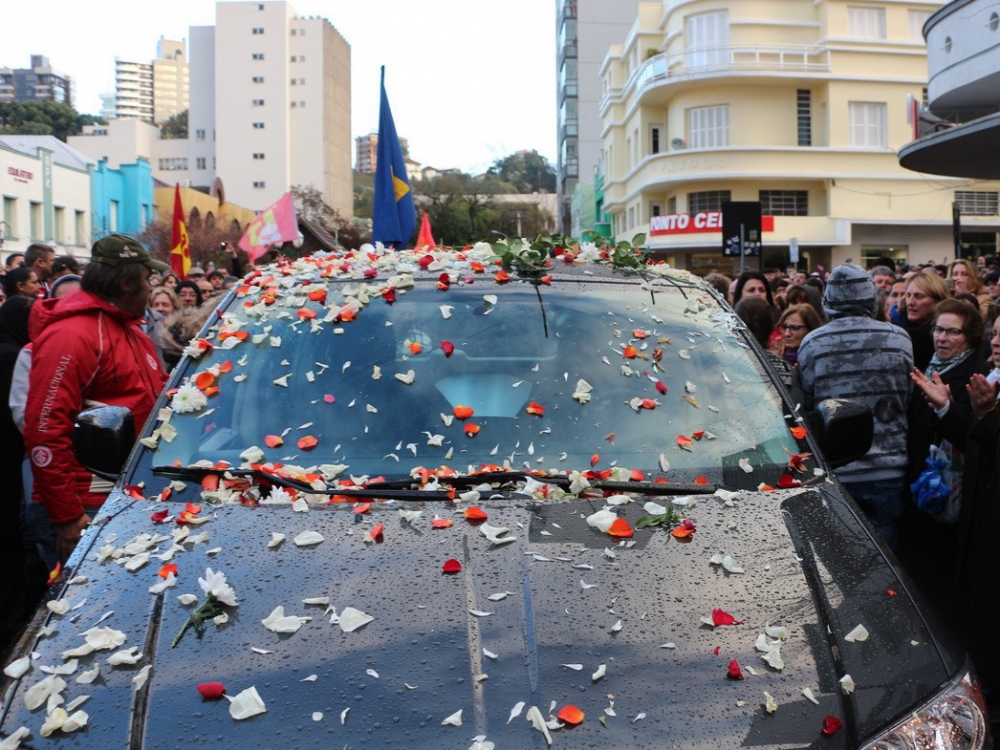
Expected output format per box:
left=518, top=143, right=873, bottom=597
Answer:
left=0, top=0, right=557, bottom=175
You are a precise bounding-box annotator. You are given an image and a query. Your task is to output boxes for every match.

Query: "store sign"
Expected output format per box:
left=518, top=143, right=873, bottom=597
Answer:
left=650, top=211, right=774, bottom=236
left=7, top=167, right=33, bottom=183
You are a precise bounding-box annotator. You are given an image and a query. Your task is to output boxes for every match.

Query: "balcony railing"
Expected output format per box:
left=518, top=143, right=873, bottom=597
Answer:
left=630, top=44, right=831, bottom=93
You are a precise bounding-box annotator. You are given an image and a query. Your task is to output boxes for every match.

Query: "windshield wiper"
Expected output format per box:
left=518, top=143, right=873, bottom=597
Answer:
left=366, top=471, right=720, bottom=496
left=151, top=465, right=457, bottom=502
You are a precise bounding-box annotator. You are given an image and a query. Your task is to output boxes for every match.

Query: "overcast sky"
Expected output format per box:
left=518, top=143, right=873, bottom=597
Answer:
left=1, top=0, right=557, bottom=174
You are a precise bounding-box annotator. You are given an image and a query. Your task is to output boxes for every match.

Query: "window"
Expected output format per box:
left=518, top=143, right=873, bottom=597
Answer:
left=195, top=129, right=206, bottom=140
left=252, top=99, right=264, bottom=106
left=909, top=10, right=932, bottom=41
left=253, top=153, right=265, bottom=160
left=848, top=7, right=886, bottom=40
left=759, top=190, right=808, bottom=216
left=2, top=197, right=15, bottom=238
left=253, top=122, right=265, bottom=129
left=686, top=11, right=728, bottom=67
left=252, top=76, right=264, bottom=83
left=688, top=105, right=729, bottom=148
left=196, top=157, right=206, bottom=170
left=650, top=202, right=662, bottom=218
left=29, top=202, right=42, bottom=239
left=849, top=102, right=886, bottom=147
left=954, top=191, right=999, bottom=216
left=253, top=181, right=266, bottom=189
left=157, top=157, right=189, bottom=171
left=290, top=56, right=297, bottom=62
left=74, top=210, right=84, bottom=246
left=291, top=79, right=297, bottom=85
left=291, top=29, right=297, bottom=36
left=252, top=53, right=264, bottom=60
left=291, top=101, right=297, bottom=108
left=54, top=206, right=64, bottom=242
left=252, top=27, right=264, bottom=34
left=628, top=206, right=635, bottom=229
left=688, top=190, right=731, bottom=213
left=257, top=3, right=264, bottom=9
left=667, top=196, right=677, bottom=214
left=797, top=89, right=811, bottom=147
left=650, top=126, right=661, bottom=155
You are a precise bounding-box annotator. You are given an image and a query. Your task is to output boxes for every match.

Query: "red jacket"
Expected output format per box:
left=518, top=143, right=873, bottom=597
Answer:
left=23, top=291, right=166, bottom=524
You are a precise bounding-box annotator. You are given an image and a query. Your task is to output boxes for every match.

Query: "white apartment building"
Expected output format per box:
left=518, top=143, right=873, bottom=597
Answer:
left=70, top=1, right=352, bottom=216
left=153, top=39, right=190, bottom=125
left=115, top=59, right=154, bottom=122
left=598, top=0, right=1000, bottom=271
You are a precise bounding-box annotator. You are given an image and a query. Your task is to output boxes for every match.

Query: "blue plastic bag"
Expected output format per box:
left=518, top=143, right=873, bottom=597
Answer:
left=910, top=443, right=962, bottom=523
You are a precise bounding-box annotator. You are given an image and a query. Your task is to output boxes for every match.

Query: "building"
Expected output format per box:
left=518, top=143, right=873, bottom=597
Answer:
left=153, top=39, right=190, bottom=125
left=597, top=1, right=1000, bottom=272
left=114, top=59, right=154, bottom=121
left=0, top=135, right=93, bottom=259
left=0, top=55, right=73, bottom=107
left=91, top=159, right=155, bottom=240
left=556, top=0, right=642, bottom=235
left=899, top=0, right=1000, bottom=181
left=71, top=1, right=352, bottom=216
left=354, top=132, right=410, bottom=175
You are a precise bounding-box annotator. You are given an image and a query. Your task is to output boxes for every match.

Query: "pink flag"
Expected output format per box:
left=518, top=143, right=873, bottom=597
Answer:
left=238, top=192, right=299, bottom=263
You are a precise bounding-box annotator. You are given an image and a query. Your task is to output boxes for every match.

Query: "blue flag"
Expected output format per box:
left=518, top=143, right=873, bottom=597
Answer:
left=372, top=68, right=416, bottom=248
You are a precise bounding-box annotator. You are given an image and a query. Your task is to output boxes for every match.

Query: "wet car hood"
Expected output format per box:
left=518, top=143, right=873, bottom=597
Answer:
left=1, top=483, right=962, bottom=749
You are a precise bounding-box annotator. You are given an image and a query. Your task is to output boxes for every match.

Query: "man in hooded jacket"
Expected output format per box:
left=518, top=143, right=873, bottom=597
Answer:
left=23, top=234, right=168, bottom=561
left=796, top=263, right=913, bottom=548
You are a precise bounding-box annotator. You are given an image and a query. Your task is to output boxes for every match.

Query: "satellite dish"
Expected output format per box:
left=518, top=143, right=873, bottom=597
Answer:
left=213, top=177, right=226, bottom=205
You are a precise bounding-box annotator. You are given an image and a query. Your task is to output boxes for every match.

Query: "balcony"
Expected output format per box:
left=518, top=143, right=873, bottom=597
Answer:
left=626, top=44, right=830, bottom=98
left=559, top=0, right=577, bottom=22
left=924, top=0, right=1000, bottom=117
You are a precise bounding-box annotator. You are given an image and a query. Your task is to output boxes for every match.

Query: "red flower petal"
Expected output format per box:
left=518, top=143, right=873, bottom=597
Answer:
left=158, top=563, right=178, bottom=579
left=194, top=371, right=216, bottom=390
left=381, top=287, right=396, bottom=304
left=323, top=394, right=335, bottom=404
left=369, top=523, right=384, bottom=539
left=526, top=401, right=545, bottom=416
left=632, top=329, right=648, bottom=339
left=442, top=558, right=462, bottom=573
left=151, top=509, right=170, bottom=523
left=307, top=289, right=327, bottom=303
left=677, top=435, right=693, bottom=451
left=297, top=435, right=318, bottom=451
left=790, top=426, right=808, bottom=440
left=608, top=518, right=634, bottom=538
left=623, top=345, right=638, bottom=359
left=464, top=423, right=480, bottom=436
left=197, top=681, right=226, bottom=700
left=590, top=454, right=600, bottom=467
left=556, top=705, right=585, bottom=725
left=655, top=381, right=668, bottom=394
left=494, top=270, right=510, bottom=284
left=464, top=506, right=488, bottom=520
left=694, top=476, right=709, bottom=485
left=727, top=659, right=744, bottom=680
left=440, top=341, right=455, bottom=357
left=821, top=716, right=843, bottom=736
left=453, top=405, right=474, bottom=420
left=353, top=502, right=372, bottom=515
left=711, top=608, right=745, bottom=626
left=409, top=341, right=423, bottom=355
left=671, top=526, right=695, bottom=539
left=431, top=518, right=454, bottom=529
left=296, top=308, right=317, bottom=321
left=264, top=435, right=284, bottom=448
left=777, top=473, right=801, bottom=489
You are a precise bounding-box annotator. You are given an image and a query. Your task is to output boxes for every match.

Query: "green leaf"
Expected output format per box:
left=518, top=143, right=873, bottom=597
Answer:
left=631, top=232, right=647, bottom=246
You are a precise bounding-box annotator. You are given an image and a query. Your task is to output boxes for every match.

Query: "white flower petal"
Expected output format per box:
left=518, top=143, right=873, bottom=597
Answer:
left=526, top=706, right=553, bottom=745
left=764, top=691, right=778, bottom=714
left=227, top=686, right=267, bottom=720
left=738, top=457, right=753, bottom=473
left=592, top=664, right=607, bottom=682
left=337, top=607, right=374, bottom=633
left=267, top=532, right=285, bottom=549
left=840, top=674, right=855, bottom=694
left=293, top=531, right=324, bottom=547
left=844, top=624, right=869, bottom=643
left=802, top=687, right=819, bottom=705
left=4, top=657, right=30, bottom=679
left=441, top=709, right=463, bottom=727
left=133, top=665, right=152, bottom=691
left=507, top=701, right=525, bottom=724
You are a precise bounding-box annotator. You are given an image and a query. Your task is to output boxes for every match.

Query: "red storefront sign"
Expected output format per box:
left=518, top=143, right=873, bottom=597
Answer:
left=650, top=212, right=775, bottom=236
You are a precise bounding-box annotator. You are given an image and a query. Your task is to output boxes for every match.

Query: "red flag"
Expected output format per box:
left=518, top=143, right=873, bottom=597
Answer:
left=170, top=185, right=190, bottom=279
left=415, top=212, right=436, bottom=250
left=238, top=192, right=299, bottom=264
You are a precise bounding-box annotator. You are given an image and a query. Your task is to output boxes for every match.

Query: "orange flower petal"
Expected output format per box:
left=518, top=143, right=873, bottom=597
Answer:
left=218, top=360, right=233, bottom=374
left=409, top=341, right=423, bottom=355
left=185, top=503, right=201, bottom=514
left=201, top=475, right=219, bottom=492
left=790, top=426, right=808, bottom=440
left=671, top=526, right=695, bottom=539
left=494, top=270, right=510, bottom=284
left=608, top=518, right=634, bottom=538
left=623, top=345, right=638, bottom=359
left=264, top=435, right=284, bottom=448
left=431, top=518, right=454, bottom=529
left=297, top=435, right=318, bottom=451
left=353, top=502, right=372, bottom=514
left=526, top=401, right=545, bottom=416
left=158, top=563, right=178, bottom=579
left=464, top=423, right=481, bottom=436
left=694, top=476, right=709, bottom=485
left=307, top=289, right=327, bottom=303
left=297, top=308, right=318, bottom=321
left=453, top=405, right=474, bottom=420
left=676, top=435, right=693, bottom=451
left=369, top=523, right=384, bottom=539
left=590, top=454, right=600, bottom=467
left=557, top=705, right=585, bottom=725
left=464, top=506, right=488, bottom=520
left=194, top=371, right=216, bottom=390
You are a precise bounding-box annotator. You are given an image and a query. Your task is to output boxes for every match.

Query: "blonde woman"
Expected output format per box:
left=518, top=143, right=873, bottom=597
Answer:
left=949, top=259, right=990, bottom=318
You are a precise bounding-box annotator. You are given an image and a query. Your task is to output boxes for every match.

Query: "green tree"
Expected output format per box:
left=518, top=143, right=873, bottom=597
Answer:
left=0, top=100, right=104, bottom=141
left=160, top=109, right=188, bottom=139
left=486, top=150, right=556, bottom=193
left=137, top=214, right=244, bottom=271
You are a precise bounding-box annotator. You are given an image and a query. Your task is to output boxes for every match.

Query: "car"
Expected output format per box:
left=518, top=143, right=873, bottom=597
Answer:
left=0, top=237, right=990, bottom=748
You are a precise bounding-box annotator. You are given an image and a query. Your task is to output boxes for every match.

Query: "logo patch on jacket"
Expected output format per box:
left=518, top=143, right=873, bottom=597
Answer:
left=31, top=446, right=53, bottom=467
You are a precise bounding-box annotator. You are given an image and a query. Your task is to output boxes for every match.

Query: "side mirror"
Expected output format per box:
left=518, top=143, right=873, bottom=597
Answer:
left=73, top=406, right=135, bottom=481
left=814, top=398, right=873, bottom=469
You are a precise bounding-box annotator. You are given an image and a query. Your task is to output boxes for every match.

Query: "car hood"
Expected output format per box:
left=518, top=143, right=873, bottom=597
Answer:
left=1, top=484, right=961, bottom=748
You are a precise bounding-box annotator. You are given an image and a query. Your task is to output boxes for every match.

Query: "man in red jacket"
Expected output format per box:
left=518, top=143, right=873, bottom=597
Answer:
left=24, top=234, right=169, bottom=560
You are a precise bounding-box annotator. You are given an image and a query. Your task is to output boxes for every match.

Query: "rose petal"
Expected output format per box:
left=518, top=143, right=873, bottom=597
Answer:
left=198, top=681, right=226, bottom=700
left=557, top=704, right=585, bottom=725
left=442, top=559, right=462, bottom=574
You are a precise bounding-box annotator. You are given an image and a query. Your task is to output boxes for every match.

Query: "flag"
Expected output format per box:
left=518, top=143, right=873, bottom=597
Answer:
left=238, top=192, right=300, bottom=263
left=415, top=212, right=436, bottom=250
left=170, top=184, right=190, bottom=279
left=371, top=67, right=416, bottom=248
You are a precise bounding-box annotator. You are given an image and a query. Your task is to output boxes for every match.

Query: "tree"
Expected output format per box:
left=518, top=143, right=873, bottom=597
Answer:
left=137, top=215, right=244, bottom=272
left=0, top=100, right=105, bottom=142
left=486, top=151, right=556, bottom=193
left=291, top=184, right=370, bottom=250
left=160, top=109, right=188, bottom=140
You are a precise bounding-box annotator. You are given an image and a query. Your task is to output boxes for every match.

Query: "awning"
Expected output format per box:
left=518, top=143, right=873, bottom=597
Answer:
left=898, top=112, right=1000, bottom=179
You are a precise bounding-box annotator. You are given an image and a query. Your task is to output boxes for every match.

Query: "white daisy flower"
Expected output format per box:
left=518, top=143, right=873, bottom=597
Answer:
left=171, top=383, right=208, bottom=414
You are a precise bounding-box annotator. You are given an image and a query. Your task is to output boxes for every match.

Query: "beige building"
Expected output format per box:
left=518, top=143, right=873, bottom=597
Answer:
left=354, top=132, right=410, bottom=176
left=114, top=59, right=155, bottom=122
left=153, top=39, right=190, bottom=125
left=598, top=0, right=1000, bottom=272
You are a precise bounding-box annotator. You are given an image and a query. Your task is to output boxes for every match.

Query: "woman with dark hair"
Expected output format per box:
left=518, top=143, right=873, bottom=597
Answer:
left=732, top=271, right=774, bottom=308
left=0, top=295, right=34, bottom=648
left=2, top=267, right=42, bottom=300
left=903, top=272, right=951, bottom=370
left=901, top=299, right=990, bottom=619
left=735, top=297, right=790, bottom=386
left=777, top=303, right=822, bottom=365
left=175, top=280, right=203, bottom=308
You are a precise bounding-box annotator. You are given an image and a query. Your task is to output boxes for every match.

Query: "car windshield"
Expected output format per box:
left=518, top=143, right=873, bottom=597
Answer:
left=129, top=266, right=802, bottom=494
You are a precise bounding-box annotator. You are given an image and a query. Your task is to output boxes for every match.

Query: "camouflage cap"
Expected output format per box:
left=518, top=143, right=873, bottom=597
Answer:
left=90, top=234, right=169, bottom=272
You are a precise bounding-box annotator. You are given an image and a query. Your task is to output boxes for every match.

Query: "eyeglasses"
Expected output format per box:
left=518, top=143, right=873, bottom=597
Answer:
left=781, top=323, right=808, bottom=333
left=932, top=326, right=965, bottom=338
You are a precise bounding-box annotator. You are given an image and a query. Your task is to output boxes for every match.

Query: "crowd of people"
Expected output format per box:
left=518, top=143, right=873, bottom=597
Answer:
left=0, top=237, right=248, bottom=652
left=715, top=256, right=1000, bottom=708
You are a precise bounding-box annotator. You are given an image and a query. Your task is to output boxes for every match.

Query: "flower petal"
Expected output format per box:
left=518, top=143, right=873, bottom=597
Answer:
left=557, top=704, right=585, bottom=725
